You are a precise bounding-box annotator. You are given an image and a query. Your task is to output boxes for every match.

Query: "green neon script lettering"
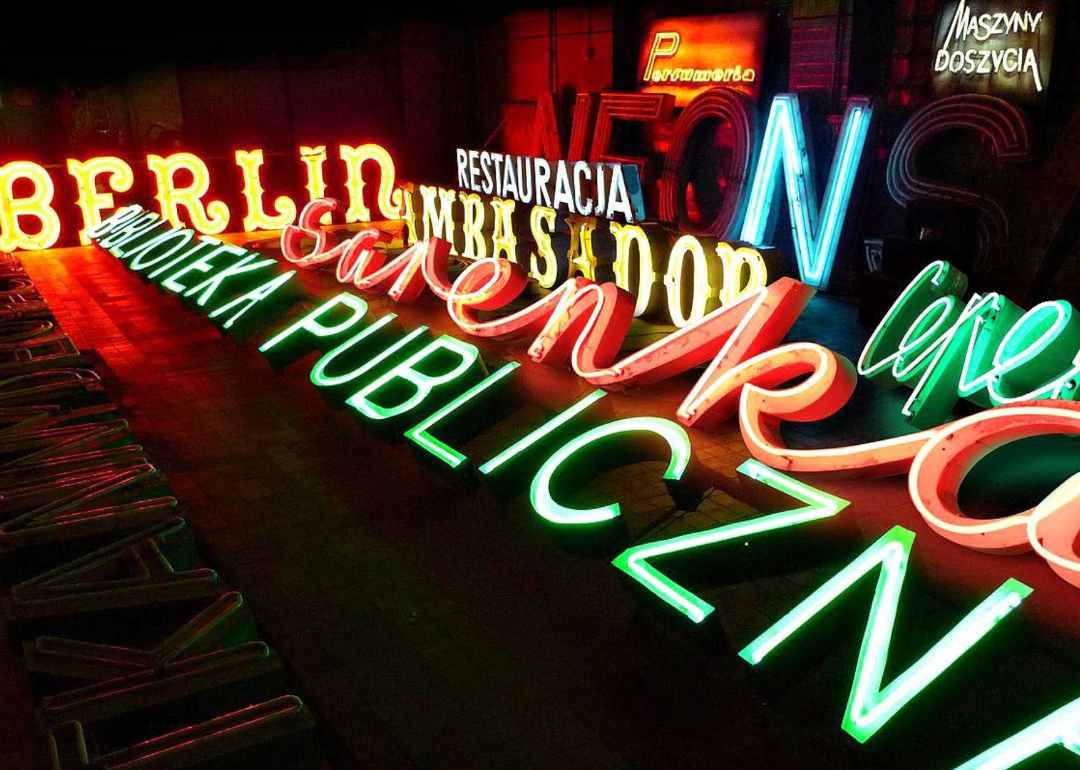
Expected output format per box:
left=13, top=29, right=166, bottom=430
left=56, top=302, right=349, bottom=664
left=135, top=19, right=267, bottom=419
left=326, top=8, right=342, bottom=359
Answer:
left=900, top=292, right=1020, bottom=424
left=739, top=526, right=1031, bottom=743
left=860, top=260, right=1080, bottom=424
left=612, top=459, right=848, bottom=623
left=959, top=299, right=1080, bottom=405
left=859, top=260, right=967, bottom=385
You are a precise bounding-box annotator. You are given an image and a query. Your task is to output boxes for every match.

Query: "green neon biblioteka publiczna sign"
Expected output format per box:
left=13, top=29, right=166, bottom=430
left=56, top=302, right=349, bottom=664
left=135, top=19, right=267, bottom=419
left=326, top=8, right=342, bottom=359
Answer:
left=84, top=204, right=1080, bottom=769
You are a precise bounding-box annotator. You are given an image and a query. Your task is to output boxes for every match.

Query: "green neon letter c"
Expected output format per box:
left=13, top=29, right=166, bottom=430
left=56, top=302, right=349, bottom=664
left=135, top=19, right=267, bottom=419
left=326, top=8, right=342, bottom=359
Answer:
left=529, top=416, right=692, bottom=525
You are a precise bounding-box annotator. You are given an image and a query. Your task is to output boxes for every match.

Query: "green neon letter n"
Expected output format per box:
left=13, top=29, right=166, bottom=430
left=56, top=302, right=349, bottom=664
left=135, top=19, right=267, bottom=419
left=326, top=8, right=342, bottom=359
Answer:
left=739, top=526, right=1031, bottom=743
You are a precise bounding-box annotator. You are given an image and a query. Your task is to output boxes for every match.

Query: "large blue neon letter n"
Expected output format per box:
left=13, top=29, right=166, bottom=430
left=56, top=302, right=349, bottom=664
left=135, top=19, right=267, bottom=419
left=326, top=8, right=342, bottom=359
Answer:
left=739, top=94, right=874, bottom=290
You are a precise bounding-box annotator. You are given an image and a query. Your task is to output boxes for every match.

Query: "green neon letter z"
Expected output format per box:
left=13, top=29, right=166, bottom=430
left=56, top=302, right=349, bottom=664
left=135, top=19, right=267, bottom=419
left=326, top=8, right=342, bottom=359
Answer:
left=612, top=459, right=849, bottom=624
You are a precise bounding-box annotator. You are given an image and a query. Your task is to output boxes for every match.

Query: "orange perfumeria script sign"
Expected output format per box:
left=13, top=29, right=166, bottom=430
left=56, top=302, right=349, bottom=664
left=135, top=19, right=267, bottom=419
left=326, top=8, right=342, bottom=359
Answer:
left=639, top=12, right=767, bottom=107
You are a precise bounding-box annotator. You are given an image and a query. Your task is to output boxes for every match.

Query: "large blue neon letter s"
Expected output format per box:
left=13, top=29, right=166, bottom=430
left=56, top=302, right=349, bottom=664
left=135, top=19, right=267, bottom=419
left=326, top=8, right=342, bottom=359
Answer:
left=739, top=94, right=875, bottom=290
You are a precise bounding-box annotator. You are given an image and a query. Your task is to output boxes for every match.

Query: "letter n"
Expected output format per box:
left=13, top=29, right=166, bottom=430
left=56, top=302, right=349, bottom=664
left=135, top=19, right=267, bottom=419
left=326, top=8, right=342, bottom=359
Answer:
left=739, top=95, right=874, bottom=290
left=740, top=526, right=1030, bottom=743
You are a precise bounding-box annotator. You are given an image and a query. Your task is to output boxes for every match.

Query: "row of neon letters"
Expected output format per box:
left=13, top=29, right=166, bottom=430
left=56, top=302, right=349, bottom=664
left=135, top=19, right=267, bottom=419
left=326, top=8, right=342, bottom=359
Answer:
left=396, top=188, right=768, bottom=328
left=89, top=202, right=1080, bottom=768
left=2, top=90, right=874, bottom=291
left=100, top=200, right=1080, bottom=596
left=280, top=199, right=1080, bottom=591
left=0, top=145, right=400, bottom=250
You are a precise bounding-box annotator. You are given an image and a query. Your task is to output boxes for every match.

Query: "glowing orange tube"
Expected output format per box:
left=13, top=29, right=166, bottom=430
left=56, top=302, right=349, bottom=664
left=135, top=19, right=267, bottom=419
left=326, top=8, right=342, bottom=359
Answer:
left=734, top=343, right=937, bottom=476
left=282, top=199, right=451, bottom=303
left=334, top=228, right=392, bottom=284
left=448, top=259, right=597, bottom=340
left=447, top=262, right=813, bottom=395
left=353, top=238, right=454, bottom=303
left=1028, top=471, right=1080, bottom=588
left=527, top=282, right=637, bottom=374
left=281, top=198, right=348, bottom=267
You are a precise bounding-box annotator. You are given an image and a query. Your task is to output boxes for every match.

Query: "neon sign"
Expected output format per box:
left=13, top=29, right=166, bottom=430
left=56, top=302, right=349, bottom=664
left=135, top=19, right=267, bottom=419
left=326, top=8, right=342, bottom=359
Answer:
left=346, top=336, right=481, bottom=422
left=67, top=156, right=135, bottom=246
left=741, top=526, right=1030, bottom=743
left=147, top=152, right=231, bottom=235
left=638, top=13, right=767, bottom=106
left=92, top=204, right=301, bottom=338
left=236, top=149, right=297, bottom=232
left=3, top=80, right=1025, bottom=301
left=0, top=161, right=62, bottom=252
left=299, top=145, right=330, bottom=224
left=739, top=95, right=875, bottom=290
left=529, top=416, right=693, bottom=525
left=522, top=86, right=869, bottom=269
left=613, top=458, right=849, bottom=623
left=401, top=188, right=769, bottom=326
left=6, top=90, right=883, bottom=289
left=276, top=199, right=1080, bottom=595
left=909, top=402, right=1080, bottom=577
left=405, top=362, right=521, bottom=469
left=857, top=260, right=1080, bottom=428
left=84, top=205, right=1080, bottom=767
left=455, top=150, right=644, bottom=223
left=728, top=344, right=1080, bottom=590
left=259, top=292, right=371, bottom=367
left=0, top=145, right=402, bottom=251
left=885, top=94, right=1033, bottom=270
left=644, top=32, right=756, bottom=86
left=933, top=0, right=1056, bottom=100
left=658, top=87, right=756, bottom=239
left=339, top=143, right=403, bottom=223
